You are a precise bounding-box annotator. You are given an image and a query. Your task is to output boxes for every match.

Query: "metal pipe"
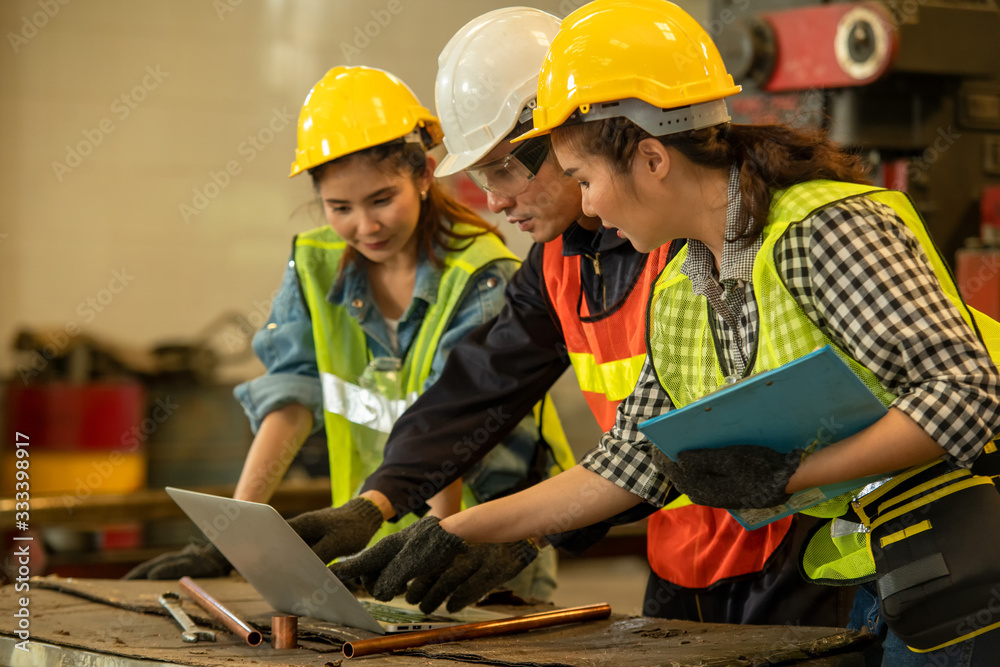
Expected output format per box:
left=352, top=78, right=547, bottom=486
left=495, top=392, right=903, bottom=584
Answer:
left=271, top=615, right=298, bottom=649
left=343, top=603, right=611, bottom=659
left=178, top=576, right=263, bottom=646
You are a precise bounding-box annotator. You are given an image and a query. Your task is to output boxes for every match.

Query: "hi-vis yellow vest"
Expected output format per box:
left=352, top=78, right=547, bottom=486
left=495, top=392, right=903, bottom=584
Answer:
left=294, top=224, right=572, bottom=543
left=649, top=179, right=1000, bottom=583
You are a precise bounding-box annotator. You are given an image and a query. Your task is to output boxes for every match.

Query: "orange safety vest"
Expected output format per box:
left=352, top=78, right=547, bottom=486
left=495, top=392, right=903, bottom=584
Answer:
left=543, top=236, right=792, bottom=590
left=542, top=237, right=669, bottom=430
left=647, top=506, right=791, bottom=589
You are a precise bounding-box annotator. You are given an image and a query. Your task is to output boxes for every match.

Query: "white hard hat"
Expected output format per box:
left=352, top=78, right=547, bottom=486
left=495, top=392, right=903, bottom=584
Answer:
left=434, top=7, right=561, bottom=177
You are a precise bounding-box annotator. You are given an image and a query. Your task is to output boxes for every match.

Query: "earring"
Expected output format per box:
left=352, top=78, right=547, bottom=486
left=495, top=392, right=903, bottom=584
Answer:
left=420, top=190, right=428, bottom=201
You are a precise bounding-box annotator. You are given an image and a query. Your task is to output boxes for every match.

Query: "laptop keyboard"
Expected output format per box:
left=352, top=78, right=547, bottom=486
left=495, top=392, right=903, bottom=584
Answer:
left=359, top=600, right=430, bottom=623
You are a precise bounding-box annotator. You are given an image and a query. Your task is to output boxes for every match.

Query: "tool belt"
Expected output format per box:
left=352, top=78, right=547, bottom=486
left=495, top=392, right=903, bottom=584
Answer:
left=851, top=459, right=1000, bottom=653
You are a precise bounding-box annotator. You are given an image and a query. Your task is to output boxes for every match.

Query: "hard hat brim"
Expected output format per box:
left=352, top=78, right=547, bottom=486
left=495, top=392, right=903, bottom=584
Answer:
left=435, top=147, right=483, bottom=178
left=510, top=126, right=549, bottom=144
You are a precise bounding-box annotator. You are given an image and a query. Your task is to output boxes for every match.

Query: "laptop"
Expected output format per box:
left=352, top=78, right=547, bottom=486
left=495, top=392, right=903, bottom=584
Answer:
left=165, top=487, right=506, bottom=634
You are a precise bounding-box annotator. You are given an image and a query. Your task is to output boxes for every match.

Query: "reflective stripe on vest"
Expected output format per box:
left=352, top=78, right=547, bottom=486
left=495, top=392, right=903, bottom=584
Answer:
left=542, top=237, right=670, bottom=431
left=296, top=225, right=576, bottom=548
left=320, top=372, right=416, bottom=434
left=649, top=179, right=996, bottom=585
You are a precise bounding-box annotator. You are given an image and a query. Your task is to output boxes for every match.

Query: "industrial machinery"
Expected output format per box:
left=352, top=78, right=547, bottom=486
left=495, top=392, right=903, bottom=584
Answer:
left=713, top=0, right=1000, bottom=278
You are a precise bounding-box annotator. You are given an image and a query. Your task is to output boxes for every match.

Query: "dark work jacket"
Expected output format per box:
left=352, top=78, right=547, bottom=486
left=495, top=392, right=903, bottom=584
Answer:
left=361, top=223, right=673, bottom=546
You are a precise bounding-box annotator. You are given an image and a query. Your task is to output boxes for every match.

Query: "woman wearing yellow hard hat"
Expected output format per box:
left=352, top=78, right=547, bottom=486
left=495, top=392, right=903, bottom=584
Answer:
left=332, top=2, right=1000, bottom=663
left=126, top=66, right=570, bottom=602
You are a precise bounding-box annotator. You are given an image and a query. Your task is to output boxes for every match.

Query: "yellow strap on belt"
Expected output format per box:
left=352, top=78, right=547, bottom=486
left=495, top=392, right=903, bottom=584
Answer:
left=878, top=519, right=932, bottom=549
left=871, top=477, right=996, bottom=531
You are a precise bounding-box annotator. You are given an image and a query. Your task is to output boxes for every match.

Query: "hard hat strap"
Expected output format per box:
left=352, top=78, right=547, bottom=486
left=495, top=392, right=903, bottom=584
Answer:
left=400, top=128, right=432, bottom=151
left=573, top=98, right=731, bottom=138
left=517, top=99, right=537, bottom=125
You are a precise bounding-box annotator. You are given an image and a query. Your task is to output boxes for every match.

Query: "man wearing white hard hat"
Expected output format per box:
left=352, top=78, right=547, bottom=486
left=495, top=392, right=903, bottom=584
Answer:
left=333, top=8, right=846, bottom=626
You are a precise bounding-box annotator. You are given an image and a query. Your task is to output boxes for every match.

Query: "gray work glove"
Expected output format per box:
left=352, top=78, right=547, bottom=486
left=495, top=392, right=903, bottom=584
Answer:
left=329, top=516, right=468, bottom=601
left=123, top=541, right=231, bottom=580
left=405, top=540, right=539, bottom=614
left=653, top=445, right=803, bottom=509
left=286, top=496, right=384, bottom=564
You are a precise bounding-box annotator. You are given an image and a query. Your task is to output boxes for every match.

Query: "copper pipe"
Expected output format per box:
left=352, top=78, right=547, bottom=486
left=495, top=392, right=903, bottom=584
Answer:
left=343, top=603, right=611, bottom=659
left=178, top=577, right=263, bottom=646
left=271, top=615, right=298, bottom=649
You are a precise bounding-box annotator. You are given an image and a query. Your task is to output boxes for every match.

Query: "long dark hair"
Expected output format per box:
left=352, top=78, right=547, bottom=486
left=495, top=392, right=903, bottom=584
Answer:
left=308, top=139, right=502, bottom=271
left=553, top=118, right=871, bottom=242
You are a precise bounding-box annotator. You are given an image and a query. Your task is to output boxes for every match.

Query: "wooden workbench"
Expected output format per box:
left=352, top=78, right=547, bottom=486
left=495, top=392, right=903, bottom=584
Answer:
left=0, top=576, right=873, bottom=666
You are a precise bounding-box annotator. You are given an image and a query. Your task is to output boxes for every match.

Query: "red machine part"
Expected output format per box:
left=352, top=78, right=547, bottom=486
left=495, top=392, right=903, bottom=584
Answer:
left=955, top=187, right=1000, bottom=320
left=7, top=382, right=145, bottom=451
left=983, top=185, right=1000, bottom=236
left=956, top=249, right=1000, bottom=320
left=761, top=2, right=898, bottom=92
left=880, top=158, right=910, bottom=193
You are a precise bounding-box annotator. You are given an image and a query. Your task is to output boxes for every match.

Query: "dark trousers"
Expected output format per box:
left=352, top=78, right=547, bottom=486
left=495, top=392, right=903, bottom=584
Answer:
left=643, top=515, right=854, bottom=627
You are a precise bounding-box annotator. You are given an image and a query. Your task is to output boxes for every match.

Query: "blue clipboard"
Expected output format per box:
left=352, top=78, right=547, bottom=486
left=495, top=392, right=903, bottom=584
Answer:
left=638, top=346, right=889, bottom=530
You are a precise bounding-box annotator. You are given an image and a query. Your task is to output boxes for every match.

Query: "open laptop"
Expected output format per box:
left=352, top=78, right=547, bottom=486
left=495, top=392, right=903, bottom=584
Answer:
left=165, top=487, right=506, bottom=634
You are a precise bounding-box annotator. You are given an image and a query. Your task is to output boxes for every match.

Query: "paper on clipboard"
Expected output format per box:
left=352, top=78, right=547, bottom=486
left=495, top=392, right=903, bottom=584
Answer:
left=637, top=346, right=889, bottom=530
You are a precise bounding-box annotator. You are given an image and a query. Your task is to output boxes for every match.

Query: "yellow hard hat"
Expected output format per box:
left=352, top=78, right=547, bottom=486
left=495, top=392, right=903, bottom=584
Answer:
left=516, top=0, right=742, bottom=142
left=290, top=66, right=443, bottom=177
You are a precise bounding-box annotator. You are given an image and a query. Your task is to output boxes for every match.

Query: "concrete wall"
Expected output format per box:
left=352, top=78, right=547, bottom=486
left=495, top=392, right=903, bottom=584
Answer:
left=0, top=0, right=709, bottom=459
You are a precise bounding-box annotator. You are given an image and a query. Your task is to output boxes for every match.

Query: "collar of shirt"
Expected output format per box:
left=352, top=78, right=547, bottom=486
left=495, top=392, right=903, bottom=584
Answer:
left=561, top=221, right=629, bottom=257
left=326, top=244, right=442, bottom=324
left=681, top=163, right=761, bottom=296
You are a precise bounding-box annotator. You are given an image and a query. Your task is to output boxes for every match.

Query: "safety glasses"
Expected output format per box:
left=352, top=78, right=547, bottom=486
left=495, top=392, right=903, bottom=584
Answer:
left=465, top=137, right=550, bottom=198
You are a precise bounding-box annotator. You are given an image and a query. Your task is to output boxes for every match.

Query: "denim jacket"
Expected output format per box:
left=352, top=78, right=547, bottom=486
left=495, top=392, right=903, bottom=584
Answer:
left=234, top=241, right=540, bottom=502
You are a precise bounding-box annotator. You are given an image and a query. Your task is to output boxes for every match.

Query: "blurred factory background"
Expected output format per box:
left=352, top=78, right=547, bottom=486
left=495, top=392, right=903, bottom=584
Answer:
left=1, top=0, right=998, bottom=613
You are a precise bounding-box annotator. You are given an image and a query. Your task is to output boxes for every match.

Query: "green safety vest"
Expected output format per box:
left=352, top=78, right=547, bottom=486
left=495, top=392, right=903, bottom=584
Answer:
left=649, top=179, right=1000, bottom=583
left=294, top=224, right=572, bottom=544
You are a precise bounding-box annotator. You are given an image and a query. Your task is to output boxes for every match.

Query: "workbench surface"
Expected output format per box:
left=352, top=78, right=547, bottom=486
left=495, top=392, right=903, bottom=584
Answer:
left=0, top=577, right=872, bottom=666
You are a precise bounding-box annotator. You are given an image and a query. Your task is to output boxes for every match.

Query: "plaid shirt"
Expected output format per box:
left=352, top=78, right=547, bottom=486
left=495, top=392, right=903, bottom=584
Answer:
left=581, top=170, right=1000, bottom=506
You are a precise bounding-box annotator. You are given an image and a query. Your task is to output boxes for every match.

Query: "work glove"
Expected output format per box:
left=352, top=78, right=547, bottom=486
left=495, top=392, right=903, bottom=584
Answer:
left=285, top=496, right=384, bottom=564
left=329, top=516, right=468, bottom=602
left=652, top=445, right=803, bottom=509
left=123, top=541, right=231, bottom=580
left=405, top=540, right=539, bottom=614
left=123, top=496, right=383, bottom=580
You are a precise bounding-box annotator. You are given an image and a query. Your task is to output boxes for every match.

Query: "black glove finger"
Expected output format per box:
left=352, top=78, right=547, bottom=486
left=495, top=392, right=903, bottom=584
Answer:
left=287, top=515, right=321, bottom=547
left=123, top=552, right=173, bottom=580
left=360, top=572, right=382, bottom=598
left=411, top=555, right=481, bottom=615
left=332, top=530, right=415, bottom=599
left=311, top=533, right=367, bottom=565
left=404, top=573, right=438, bottom=606
left=371, top=554, right=429, bottom=601
left=445, top=542, right=537, bottom=613
left=327, top=536, right=400, bottom=582
left=371, top=574, right=410, bottom=601
left=124, top=543, right=229, bottom=580
left=147, top=554, right=228, bottom=580
left=288, top=498, right=384, bottom=553
left=372, top=541, right=463, bottom=602
left=445, top=564, right=514, bottom=613
left=369, top=518, right=466, bottom=601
